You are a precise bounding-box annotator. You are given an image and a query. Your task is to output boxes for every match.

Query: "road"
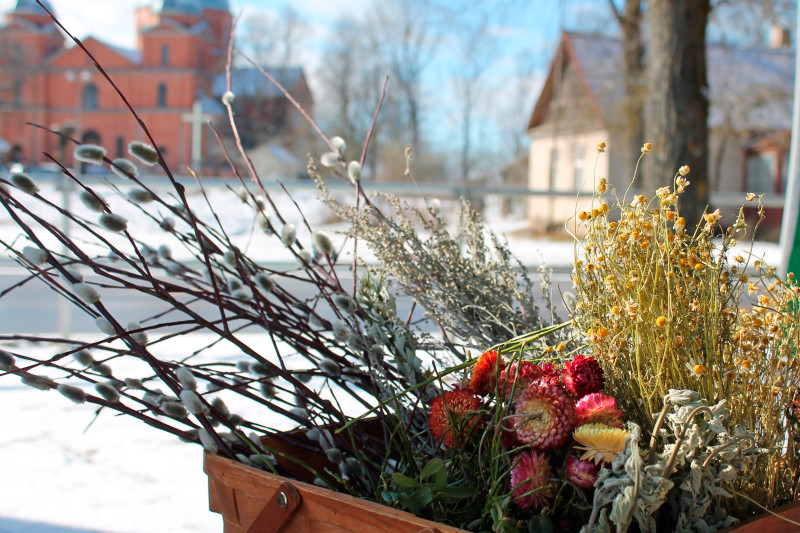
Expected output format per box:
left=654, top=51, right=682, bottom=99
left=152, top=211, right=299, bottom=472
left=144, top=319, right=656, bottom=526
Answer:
left=0, top=261, right=573, bottom=335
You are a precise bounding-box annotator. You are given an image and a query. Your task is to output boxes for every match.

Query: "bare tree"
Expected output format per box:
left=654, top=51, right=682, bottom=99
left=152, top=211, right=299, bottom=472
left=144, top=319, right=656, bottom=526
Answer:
left=241, top=5, right=306, bottom=70
left=645, top=0, right=712, bottom=227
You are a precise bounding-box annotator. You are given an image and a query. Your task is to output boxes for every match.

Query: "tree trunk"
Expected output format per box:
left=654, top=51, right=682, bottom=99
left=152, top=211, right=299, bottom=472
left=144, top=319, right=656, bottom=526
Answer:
left=644, top=0, right=711, bottom=229
left=618, top=0, right=646, bottom=179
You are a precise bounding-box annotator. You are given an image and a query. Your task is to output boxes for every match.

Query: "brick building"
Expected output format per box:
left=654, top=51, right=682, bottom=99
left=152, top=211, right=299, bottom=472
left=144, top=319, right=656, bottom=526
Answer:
left=0, top=0, right=314, bottom=175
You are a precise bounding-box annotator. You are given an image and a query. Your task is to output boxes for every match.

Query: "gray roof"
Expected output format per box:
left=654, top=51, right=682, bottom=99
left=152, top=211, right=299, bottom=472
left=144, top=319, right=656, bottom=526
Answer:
left=213, top=67, right=304, bottom=99
left=152, top=0, right=203, bottom=15
left=104, top=41, right=142, bottom=64
left=200, top=0, right=229, bottom=10
left=13, top=0, right=54, bottom=14
left=565, top=32, right=795, bottom=132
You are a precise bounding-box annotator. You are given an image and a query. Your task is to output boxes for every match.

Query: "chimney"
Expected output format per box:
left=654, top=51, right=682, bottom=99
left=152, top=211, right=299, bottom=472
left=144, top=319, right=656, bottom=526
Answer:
left=769, top=26, right=791, bottom=48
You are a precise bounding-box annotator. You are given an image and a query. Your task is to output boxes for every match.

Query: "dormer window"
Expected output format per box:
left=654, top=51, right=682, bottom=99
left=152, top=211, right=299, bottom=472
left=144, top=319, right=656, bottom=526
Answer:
left=157, top=82, right=167, bottom=108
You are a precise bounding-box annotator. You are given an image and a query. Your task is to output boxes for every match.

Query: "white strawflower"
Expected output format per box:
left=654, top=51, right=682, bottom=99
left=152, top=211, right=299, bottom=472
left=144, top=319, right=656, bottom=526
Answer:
left=78, top=189, right=105, bottom=212
left=111, top=158, right=138, bottom=178
left=74, top=144, right=106, bottom=165
left=128, top=140, right=159, bottom=166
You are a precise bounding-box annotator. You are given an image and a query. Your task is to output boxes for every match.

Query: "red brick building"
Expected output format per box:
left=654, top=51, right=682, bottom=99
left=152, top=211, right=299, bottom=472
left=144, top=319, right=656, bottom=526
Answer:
left=0, top=0, right=313, bottom=175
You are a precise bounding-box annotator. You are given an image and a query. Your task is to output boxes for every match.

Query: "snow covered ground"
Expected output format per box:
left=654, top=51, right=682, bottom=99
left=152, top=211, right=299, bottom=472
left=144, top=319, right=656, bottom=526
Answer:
left=0, top=179, right=783, bottom=532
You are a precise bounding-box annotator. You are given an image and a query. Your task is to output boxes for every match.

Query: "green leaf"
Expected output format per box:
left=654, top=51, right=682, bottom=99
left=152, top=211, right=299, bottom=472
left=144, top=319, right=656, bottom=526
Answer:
left=437, top=485, right=476, bottom=499
left=528, top=516, right=554, bottom=533
left=391, top=472, right=420, bottom=488
left=435, top=464, right=448, bottom=487
left=419, top=458, right=444, bottom=480
left=411, top=486, right=434, bottom=508
left=381, top=491, right=399, bottom=504
left=397, top=492, right=423, bottom=514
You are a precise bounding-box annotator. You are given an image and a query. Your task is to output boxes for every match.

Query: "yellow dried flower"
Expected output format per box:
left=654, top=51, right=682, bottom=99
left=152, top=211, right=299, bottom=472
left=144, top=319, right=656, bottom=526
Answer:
left=678, top=165, right=690, bottom=176
left=746, top=192, right=756, bottom=202
left=641, top=143, right=652, bottom=154
left=597, top=142, right=606, bottom=153
left=655, top=316, right=667, bottom=328
left=597, top=177, right=607, bottom=193
left=573, top=424, right=629, bottom=464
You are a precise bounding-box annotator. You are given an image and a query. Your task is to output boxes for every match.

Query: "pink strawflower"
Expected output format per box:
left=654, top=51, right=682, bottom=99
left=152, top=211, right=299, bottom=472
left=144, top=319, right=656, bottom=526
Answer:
left=565, top=455, right=600, bottom=488
left=497, top=361, right=543, bottom=401
left=575, top=393, right=624, bottom=428
left=511, top=450, right=554, bottom=510
left=470, top=349, right=504, bottom=396
left=562, top=354, right=604, bottom=398
left=513, top=378, right=576, bottom=451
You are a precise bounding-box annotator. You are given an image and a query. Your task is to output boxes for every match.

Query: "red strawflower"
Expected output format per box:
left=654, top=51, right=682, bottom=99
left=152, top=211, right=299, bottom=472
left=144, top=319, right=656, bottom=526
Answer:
left=565, top=455, right=600, bottom=488
left=513, top=378, right=576, bottom=451
left=575, top=393, right=624, bottom=428
left=470, top=349, right=504, bottom=396
left=428, top=388, right=482, bottom=448
left=562, top=354, right=604, bottom=399
left=511, top=450, right=554, bottom=510
left=497, top=361, right=543, bottom=401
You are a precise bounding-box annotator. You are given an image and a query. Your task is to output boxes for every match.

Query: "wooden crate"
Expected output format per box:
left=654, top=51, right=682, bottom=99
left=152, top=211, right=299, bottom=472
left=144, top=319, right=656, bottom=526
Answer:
left=204, top=452, right=468, bottom=533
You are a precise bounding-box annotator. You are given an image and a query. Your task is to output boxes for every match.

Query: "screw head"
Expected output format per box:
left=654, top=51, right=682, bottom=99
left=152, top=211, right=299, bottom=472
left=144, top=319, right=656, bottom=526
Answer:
left=277, top=491, right=288, bottom=508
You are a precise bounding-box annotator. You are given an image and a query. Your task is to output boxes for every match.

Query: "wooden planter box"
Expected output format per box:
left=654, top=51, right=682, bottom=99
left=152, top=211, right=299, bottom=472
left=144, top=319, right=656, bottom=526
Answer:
left=717, top=501, right=800, bottom=533
left=204, top=452, right=468, bottom=533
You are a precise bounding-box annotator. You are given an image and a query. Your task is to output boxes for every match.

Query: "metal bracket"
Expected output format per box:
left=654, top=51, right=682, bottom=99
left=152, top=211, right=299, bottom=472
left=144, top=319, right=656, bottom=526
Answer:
left=246, top=481, right=302, bottom=533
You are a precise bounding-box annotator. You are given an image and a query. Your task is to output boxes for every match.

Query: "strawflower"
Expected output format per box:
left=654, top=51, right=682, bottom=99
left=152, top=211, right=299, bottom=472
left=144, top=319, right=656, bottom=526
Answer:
left=562, top=354, right=604, bottom=399
left=469, top=349, right=504, bottom=396
left=573, top=423, right=629, bottom=464
left=510, top=450, right=554, bottom=510
left=575, top=393, right=623, bottom=428
left=513, top=378, right=575, bottom=451
left=428, top=388, right=482, bottom=448
left=565, top=455, right=599, bottom=488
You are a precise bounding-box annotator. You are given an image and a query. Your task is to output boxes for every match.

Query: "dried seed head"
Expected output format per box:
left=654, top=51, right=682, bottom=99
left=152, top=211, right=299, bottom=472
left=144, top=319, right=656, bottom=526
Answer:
left=127, top=187, right=154, bottom=204
left=319, top=358, right=340, bottom=377
left=22, top=246, right=47, bottom=265
left=98, top=212, right=128, bottom=233
left=73, top=282, right=101, bottom=303
left=156, top=244, right=171, bottom=261
left=254, top=272, right=276, bottom=292
left=347, top=161, right=361, bottom=183
left=111, top=158, right=138, bottom=178
left=281, top=224, right=296, bottom=246
left=95, top=382, right=120, bottom=402
left=320, top=151, right=339, bottom=167
left=21, top=375, right=52, bottom=390
left=95, top=317, right=115, bottom=335
left=162, top=401, right=189, bottom=419
left=11, top=173, right=38, bottom=194
left=72, top=350, right=94, bottom=367
left=58, top=383, right=87, bottom=404
left=311, top=230, right=333, bottom=256
left=0, top=349, right=15, bottom=370
left=127, top=321, right=148, bottom=345
left=221, top=90, right=235, bottom=105
left=180, top=389, right=208, bottom=415
left=74, top=144, right=107, bottom=165
left=78, top=189, right=106, bottom=211
left=176, top=367, right=197, bottom=390
left=332, top=320, right=348, bottom=341
left=92, top=363, right=113, bottom=377
left=124, top=378, right=144, bottom=389
left=330, top=136, right=346, bottom=152
left=128, top=141, right=159, bottom=166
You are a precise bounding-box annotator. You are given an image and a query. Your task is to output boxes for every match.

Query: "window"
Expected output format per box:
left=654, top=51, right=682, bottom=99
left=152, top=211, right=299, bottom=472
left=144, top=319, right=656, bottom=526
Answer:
left=548, top=148, right=559, bottom=189
left=160, top=44, right=169, bottom=66
left=12, top=43, right=22, bottom=63
left=116, top=136, right=124, bottom=158
left=83, top=83, right=99, bottom=110
left=157, top=83, right=167, bottom=108
left=745, top=152, right=778, bottom=194
left=13, top=80, right=22, bottom=106
left=572, top=146, right=585, bottom=190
